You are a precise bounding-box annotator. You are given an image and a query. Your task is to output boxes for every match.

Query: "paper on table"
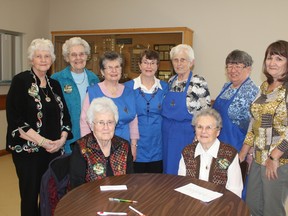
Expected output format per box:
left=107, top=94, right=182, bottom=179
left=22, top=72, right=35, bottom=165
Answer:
left=175, top=183, right=223, bottom=202
left=100, top=185, right=127, bottom=191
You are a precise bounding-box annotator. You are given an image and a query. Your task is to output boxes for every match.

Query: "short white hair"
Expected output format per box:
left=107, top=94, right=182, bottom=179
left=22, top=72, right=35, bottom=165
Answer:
left=170, top=44, right=195, bottom=61
left=62, top=37, right=90, bottom=61
left=86, top=97, right=119, bottom=128
left=27, top=38, right=56, bottom=62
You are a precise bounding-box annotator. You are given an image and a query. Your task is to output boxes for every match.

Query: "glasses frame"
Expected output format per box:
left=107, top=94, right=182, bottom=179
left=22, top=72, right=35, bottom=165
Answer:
left=93, top=120, right=116, bottom=128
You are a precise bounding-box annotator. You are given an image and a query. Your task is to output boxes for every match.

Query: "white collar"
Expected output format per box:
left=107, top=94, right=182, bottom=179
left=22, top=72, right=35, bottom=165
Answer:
left=195, top=139, right=220, bottom=159
left=133, top=76, right=162, bottom=93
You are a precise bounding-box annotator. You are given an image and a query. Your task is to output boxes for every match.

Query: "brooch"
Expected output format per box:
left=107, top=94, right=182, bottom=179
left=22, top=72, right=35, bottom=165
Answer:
left=64, top=85, right=72, bottom=93
left=93, top=163, right=105, bottom=175
left=217, top=158, right=230, bottom=170
left=28, top=83, right=39, bottom=97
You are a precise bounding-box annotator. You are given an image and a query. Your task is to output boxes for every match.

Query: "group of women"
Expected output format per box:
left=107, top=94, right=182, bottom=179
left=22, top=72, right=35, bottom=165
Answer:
left=6, top=37, right=288, bottom=216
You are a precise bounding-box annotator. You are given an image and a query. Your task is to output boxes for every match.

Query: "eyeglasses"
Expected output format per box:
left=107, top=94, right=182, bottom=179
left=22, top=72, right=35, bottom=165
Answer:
left=195, top=125, right=219, bottom=132
left=104, top=65, right=121, bottom=72
left=172, top=58, right=188, bottom=64
left=141, top=60, right=157, bottom=67
left=226, top=64, right=246, bottom=71
left=69, top=52, right=87, bottom=58
left=93, top=120, right=115, bottom=128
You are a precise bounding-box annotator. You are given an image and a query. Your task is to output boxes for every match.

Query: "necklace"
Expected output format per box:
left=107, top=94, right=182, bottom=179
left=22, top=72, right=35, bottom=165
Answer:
left=138, top=87, right=158, bottom=115
left=40, top=87, right=51, bottom=102
left=74, top=71, right=86, bottom=85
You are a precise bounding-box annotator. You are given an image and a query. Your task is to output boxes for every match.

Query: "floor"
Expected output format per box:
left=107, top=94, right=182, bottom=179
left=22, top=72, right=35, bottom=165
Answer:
left=0, top=154, right=20, bottom=216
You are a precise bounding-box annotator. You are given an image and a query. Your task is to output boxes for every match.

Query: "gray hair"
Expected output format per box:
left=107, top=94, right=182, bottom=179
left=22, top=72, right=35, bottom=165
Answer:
left=170, top=44, right=195, bottom=61
left=62, top=37, right=91, bottom=61
left=27, top=38, right=56, bottom=62
left=86, top=97, right=119, bottom=130
left=192, top=108, right=222, bottom=129
left=225, top=50, right=253, bottom=67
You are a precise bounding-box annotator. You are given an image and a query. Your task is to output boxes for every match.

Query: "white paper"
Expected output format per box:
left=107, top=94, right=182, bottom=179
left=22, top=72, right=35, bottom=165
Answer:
left=174, top=183, right=223, bottom=202
left=100, top=185, right=127, bottom=191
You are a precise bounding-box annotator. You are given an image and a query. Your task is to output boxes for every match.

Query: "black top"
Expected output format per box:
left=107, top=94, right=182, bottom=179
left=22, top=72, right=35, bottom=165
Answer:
left=6, top=70, right=72, bottom=153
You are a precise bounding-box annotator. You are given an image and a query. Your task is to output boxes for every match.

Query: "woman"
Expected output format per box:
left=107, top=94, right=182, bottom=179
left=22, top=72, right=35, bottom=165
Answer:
left=51, top=37, right=99, bottom=153
left=239, top=40, right=288, bottom=216
left=6, top=38, right=72, bottom=216
left=213, top=50, right=258, bottom=152
left=125, top=49, right=168, bottom=173
left=70, top=97, right=133, bottom=189
left=178, top=108, right=243, bottom=198
left=80, top=51, right=139, bottom=160
left=162, top=44, right=211, bottom=175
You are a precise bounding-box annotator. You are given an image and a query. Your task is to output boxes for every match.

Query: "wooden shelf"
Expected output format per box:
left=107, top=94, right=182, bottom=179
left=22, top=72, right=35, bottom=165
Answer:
left=51, top=27, right=193, bottom=81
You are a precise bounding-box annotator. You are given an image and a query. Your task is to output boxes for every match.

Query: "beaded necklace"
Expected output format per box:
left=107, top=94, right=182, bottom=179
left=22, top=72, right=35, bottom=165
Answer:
left=138, top=87, right=158, bottom=116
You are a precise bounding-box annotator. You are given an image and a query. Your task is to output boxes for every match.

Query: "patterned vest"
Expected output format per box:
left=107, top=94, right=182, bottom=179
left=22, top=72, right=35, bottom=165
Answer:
left=182, top=141, right=237, bottom=186
left=77, top=134, right=129, bottom=182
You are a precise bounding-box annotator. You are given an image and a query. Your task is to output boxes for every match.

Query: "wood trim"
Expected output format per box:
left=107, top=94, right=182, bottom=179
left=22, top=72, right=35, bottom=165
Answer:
left=0, top=95, right=6, bottom=110
left=0, top=149, right=9, bottom=156
left=51, top=27, right=193, bottom=38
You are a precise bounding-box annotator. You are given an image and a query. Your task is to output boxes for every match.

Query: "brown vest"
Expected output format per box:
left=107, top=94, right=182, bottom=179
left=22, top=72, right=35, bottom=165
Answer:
left=182, top=141, right=237, bottom=186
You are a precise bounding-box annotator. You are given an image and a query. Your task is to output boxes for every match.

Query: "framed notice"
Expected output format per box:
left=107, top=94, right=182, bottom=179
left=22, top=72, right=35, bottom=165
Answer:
left=154, top=44, right=175, bottom=61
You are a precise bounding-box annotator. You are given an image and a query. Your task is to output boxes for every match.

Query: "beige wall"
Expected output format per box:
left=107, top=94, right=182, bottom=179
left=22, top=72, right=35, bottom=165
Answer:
left=1, top=0, right=288, bottom=150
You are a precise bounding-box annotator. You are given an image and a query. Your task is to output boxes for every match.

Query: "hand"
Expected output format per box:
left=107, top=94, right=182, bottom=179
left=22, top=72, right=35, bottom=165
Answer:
left=265, top=158, right=279, bottom=180
left=47, top=137, right=65, bottom=153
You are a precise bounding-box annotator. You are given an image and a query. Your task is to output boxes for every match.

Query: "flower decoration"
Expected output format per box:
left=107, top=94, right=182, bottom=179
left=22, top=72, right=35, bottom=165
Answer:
left=93, top=163, right=105, bottom=175
left=217, top=158, right=230, bottom=170
left=28, top=83, right=39, bottom=98
left=64, top=85, right=73, bottom=93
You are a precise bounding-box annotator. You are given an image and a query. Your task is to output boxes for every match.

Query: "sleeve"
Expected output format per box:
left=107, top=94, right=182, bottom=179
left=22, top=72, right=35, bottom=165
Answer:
left=244, top=118, right=255, bottom=147
left=52, top=80, right=73, bottom=140
left=226, top=154, right=243, bottom=198
left=178, top=155, right=186, bottom=176
left=6, top=74, right=32, bottom=140
left=126, top=143, right=134, bottom=174
left=187, top=75, right=211, bottom=114
left=80, top=94, right=91, bottom=137
left=129, top=116, right=139, bottom=140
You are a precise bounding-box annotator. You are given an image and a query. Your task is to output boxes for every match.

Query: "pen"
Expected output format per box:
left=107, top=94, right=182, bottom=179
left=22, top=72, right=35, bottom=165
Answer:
left=129, top=206, right=145, bottom=216
left=109, top=197, right=138, bottom=203
left=97, top=211, right=127, bottom=215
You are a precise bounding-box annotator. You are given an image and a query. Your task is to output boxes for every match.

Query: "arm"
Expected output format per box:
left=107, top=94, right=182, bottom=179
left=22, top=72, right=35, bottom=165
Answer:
left=129, top=116, right=139, bottom=161
left=178, top=155, right=186, bottom=176
left=80, top=94, right=92, bottom=137
left=226, top=154, right=243, bottom=198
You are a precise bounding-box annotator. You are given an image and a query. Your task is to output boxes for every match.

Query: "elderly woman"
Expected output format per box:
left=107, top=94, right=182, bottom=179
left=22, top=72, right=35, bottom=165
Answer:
left=178, top=108, right=243, bottom=197
left=6, top=38, right=72, bottom=216
left=213, top=50, right=258, bottom=153
left=239, top=40, right=288, bottom=216
left=70, top=97, right=134, bottom=189
left=80, top=51, right=139, bottom=160
left=162, top=44, right=211, bottom=175
left=51, top=37, right=99, bottom=153
left=125, top=49, right=168, bottom=173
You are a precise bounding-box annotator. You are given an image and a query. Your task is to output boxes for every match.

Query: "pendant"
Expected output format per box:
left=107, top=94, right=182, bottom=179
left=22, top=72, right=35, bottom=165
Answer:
left=45, top=96, right=51, bottom=102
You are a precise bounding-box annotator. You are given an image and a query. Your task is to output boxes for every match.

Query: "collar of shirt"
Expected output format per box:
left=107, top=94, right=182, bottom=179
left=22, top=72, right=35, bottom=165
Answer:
left=195, top=139, right=220, bottom=159
left=133, top=76, right=162, bottom=93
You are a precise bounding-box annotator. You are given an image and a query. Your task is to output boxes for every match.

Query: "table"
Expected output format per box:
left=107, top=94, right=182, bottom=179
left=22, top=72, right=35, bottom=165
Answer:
left=54, top=173, right=250, bottom=216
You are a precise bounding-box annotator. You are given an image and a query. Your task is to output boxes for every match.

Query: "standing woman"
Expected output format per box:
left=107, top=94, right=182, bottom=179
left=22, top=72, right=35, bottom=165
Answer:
left=213, top=50, right=258, bottom=152
left=80, top=51, right=139, bottom=160
left=6, top=38, right=72, bottom=216
left=52, top=37, right=99, bottom=153
left=125, top=50, right=168, bottom=173
left=162, top=44, right=211, bottom=175
left=239, top=40, right=288, bottom=216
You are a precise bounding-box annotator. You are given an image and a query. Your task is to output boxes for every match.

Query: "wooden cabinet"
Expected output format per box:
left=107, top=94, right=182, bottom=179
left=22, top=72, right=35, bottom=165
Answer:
left=51, top=27, right=193, bottom=81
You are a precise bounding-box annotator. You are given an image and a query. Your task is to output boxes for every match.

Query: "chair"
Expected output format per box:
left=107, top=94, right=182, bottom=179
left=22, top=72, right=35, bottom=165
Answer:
left=240, top=160, right=249, bottom=184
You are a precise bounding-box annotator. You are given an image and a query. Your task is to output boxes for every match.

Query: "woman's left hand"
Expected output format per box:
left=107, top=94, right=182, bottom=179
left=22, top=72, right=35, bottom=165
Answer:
left=47, top=136, right=66, bottom=153
left=265, top=158, right=279, bottom=180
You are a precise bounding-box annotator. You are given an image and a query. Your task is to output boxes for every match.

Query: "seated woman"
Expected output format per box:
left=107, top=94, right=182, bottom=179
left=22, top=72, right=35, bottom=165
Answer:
left=70, top=97, right=134, bottom=189
left=178, top=108, right=243, bottom=197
